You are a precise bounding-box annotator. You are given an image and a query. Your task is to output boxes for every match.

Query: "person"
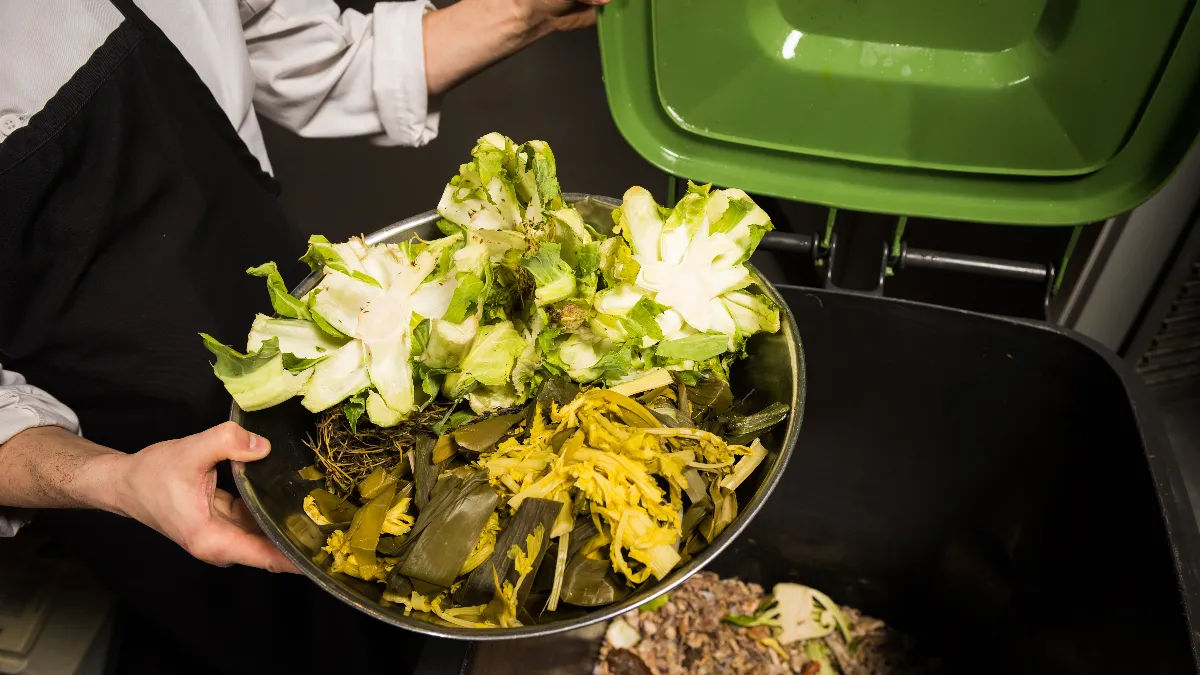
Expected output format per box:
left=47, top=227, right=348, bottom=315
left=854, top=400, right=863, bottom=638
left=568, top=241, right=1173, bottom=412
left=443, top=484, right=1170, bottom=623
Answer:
left=0, top=0, right=604, bottom=672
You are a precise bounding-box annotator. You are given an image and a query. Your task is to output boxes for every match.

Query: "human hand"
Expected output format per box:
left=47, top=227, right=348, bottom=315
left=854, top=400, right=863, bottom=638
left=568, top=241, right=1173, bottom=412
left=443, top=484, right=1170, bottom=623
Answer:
left=515, top=0, right=611, bottom=33
left=423, top=0, right=611, bottom=94
left=112, top=421, right=299, bottom=574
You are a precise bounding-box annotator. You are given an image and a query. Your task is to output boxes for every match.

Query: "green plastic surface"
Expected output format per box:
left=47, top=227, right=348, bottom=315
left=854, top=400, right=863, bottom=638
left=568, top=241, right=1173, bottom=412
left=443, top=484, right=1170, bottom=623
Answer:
left=652, top=0, right=1188, bottom=176
left=597, top=0, right=1200, bottom=225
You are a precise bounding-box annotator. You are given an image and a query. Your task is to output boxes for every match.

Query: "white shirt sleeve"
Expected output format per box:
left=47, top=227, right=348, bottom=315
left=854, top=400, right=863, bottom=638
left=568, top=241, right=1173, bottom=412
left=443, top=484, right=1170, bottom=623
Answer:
left=0, top=364, right=82, bottom=537
left=240, top=0, right=439, bottom=147
left=0, top=365, right=81, bottom=446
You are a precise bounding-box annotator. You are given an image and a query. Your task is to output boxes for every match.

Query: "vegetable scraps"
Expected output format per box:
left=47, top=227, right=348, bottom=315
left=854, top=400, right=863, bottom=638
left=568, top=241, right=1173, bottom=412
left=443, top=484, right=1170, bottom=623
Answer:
left=202, top=133, right=793, bottom=629
left=201, top=132, right=782, bottom=424
left=309, top=371, right=787, bottom=628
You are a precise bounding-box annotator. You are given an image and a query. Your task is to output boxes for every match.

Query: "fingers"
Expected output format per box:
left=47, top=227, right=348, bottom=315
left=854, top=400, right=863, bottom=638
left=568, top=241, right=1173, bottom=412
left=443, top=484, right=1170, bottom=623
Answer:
left=191, top=496, right=300, bottom=574
left=182, top=421, right=270, bottom=468
left=212, top=491, right=264, bottom=534
left=197, top=524, right=301, bottom=574
left=229, top=497, right=263, bottom=534
left=554, top=6, right=597, bottom=30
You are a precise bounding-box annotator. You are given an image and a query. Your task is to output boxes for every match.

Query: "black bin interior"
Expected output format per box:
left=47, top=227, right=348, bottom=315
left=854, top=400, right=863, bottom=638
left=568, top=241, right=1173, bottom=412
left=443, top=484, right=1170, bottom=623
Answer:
left=460, top=286, right=1200, bottom=675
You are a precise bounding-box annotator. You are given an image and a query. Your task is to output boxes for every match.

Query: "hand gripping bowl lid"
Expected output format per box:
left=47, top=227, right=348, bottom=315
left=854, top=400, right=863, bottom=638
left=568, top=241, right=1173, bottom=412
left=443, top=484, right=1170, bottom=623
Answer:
left=229, top=194, right=806, bottom=641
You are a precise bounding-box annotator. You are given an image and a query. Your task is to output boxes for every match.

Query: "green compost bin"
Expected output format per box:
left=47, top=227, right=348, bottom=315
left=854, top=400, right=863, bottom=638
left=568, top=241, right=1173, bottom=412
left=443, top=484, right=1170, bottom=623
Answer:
left=598, top=0, right=1200, bottom=225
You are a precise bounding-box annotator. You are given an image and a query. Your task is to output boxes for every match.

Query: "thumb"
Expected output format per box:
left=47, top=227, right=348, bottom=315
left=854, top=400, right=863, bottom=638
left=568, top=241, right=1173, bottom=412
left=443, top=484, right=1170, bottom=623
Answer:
left=182, top=421, right=271, bottom=468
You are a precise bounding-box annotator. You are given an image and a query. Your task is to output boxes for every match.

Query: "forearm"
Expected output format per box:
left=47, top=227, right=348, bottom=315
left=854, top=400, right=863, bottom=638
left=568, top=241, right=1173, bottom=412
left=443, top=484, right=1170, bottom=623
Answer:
left=422, top=0, right=553, bottom=96
left=0, top=426, right=128, bottom=515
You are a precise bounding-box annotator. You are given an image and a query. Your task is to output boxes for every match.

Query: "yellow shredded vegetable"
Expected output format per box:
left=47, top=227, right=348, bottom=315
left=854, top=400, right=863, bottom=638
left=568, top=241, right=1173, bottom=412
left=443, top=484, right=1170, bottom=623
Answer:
left=311, top=376, right=787, bottom=627
left=459, top=512, right=502, bottom=576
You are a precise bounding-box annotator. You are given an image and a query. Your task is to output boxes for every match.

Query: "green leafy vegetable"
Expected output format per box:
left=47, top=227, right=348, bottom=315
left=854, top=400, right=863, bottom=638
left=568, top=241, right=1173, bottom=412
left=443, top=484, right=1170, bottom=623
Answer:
left=344, top=392, right=367, bottom=434
left=410, top=319, right=432, bottom=357
left=366, top=390, right=405, bottom=427
left=246, top=262, right=309, bottom=320
left=722, top=290, right=781, bottom=340
left=591, top=345, right=634, bottom=383
left=247, top=315, right=346, bottom=359
left=306, top=271, right=383, bottom=338
left=642, top=594, right=670, bottom=612
left=724, top=613, right=762, bottom=627
left=612, top=185, right=774, bottom=339
left=720, top=402, right=790, bottom=446
left=307, top=298, right=350, bottom=340
left=599, top=237, right=640, bottom=290
left=200, top=335, right=311, bottom=412
left=656, top=333, right=729, bottom=362
left=430, top=407, right=477, bottom=436
left=449, top=322, right=528, bottom=397
left=575, top=241, right=602, bottom=276
left=300, top=235, right=382, bottom=288
left=525, top=141, right=562, bottom=210
left=521, top=243, right=577, bottom=306
left=282, top=353, right=329, bottom=372
left=625, top=297, right=666, bottom=341
left=423, top=317, right=479, bottom=369
left=442, top=272, right=485, bottom=324
left=205, top=133, right=786, bottom=426
left=300, top=340, right=371, bottom=413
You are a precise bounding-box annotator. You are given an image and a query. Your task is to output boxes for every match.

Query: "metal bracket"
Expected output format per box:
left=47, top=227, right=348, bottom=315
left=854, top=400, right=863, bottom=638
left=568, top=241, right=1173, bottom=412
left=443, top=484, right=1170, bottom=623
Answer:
left=816, top=234, right=887, bottom=296
left=894, top=244, right=1055, bottom=318
left=757, top=231, right=1055, bottom=317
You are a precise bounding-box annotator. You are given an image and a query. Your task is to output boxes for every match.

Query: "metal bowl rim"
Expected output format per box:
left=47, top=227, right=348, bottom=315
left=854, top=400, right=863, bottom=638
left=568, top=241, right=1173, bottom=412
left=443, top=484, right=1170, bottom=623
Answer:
left=231, top=193, right=805, bottom=641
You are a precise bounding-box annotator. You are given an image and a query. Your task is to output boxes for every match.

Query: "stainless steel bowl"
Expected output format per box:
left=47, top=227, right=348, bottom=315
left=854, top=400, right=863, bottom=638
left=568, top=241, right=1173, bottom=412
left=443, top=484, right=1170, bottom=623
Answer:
left=231, top=194, right=806, bottom=640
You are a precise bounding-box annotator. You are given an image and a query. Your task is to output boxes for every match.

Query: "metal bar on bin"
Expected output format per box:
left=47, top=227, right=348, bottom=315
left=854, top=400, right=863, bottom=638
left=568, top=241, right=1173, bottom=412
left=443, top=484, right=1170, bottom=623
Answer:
left=898, top=245, right=1051, bottom=284
left=758, top=231, right=815, bottom=255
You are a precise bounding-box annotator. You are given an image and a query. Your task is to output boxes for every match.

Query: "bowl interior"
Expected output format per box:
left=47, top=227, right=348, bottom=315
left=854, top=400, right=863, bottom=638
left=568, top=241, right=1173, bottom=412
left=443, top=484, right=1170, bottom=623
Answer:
left=232, top=195, right=806, bottom=639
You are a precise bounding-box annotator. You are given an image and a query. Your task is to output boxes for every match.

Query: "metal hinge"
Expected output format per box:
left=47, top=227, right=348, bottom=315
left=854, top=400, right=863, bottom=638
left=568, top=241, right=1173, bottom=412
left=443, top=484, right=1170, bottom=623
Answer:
left=758, top=227, right=1056, bottom=318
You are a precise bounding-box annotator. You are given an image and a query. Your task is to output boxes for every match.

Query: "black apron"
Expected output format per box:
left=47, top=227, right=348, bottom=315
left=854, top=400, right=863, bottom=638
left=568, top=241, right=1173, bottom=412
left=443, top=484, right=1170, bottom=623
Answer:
left=0, top=2, right=425, bottom=672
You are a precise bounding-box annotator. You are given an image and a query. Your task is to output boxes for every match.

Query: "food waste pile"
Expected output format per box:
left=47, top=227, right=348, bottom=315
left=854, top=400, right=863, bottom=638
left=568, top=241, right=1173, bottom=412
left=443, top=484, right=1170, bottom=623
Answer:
left=598, top=573, right=947, bottom=675
left=200, top=133, right=791, bottom=628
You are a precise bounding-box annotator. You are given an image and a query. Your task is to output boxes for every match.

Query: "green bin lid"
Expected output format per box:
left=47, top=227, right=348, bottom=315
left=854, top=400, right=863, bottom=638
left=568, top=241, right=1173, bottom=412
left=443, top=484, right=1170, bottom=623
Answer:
left=653, top=0, right=1188, bottom=177
left=598, top=0, right=1200, bottom=225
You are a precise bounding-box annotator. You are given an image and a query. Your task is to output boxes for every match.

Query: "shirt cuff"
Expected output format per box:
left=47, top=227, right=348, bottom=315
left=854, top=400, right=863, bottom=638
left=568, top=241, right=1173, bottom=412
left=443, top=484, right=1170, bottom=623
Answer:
left=0, top=386, right=81, bottom=445
left=372, top=0, right=440, bottom=147
left=0, top=508, right=34, bottom=537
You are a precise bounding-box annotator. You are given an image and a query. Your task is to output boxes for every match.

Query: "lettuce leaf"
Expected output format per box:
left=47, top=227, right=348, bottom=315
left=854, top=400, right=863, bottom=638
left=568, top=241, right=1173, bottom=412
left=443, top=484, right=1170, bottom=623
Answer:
left=246, top=262, right=309, bottom=320
left=410, top=319, right=433, bottom=358
left=655, top=333, right=730, bottom=362
left=366, top=390, right=406, bottom=427
left=300, top=235, right=382, bottom=288
left=301, top=340, right=371, bottom=413
left=521, top=243, right=576, bottom=306
left=200, top=335, right=311, bottom=412
left=423, top=317, right=479, bottom=369
left=442, top=272, right=485, bottom=324
left=247, top=315, right=347, bottom=359
left=344, top=392, right=367, bottom=433
left=306, top=271, right=383, bottom=338
left=449, top=321, right=528, bottom=397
